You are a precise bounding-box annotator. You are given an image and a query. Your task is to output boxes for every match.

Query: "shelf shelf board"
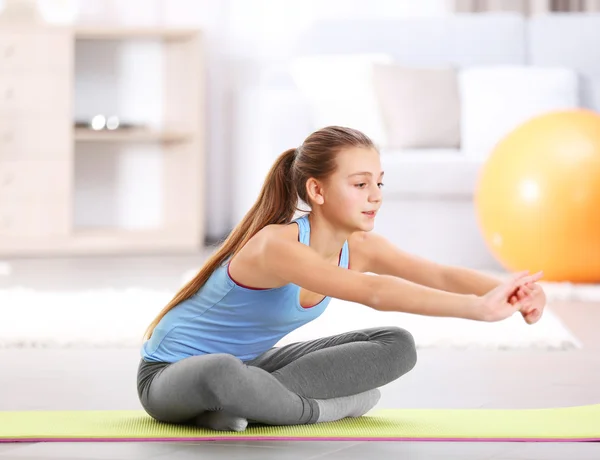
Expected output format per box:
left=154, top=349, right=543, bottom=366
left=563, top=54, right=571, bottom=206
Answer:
left=74, top=128, right=194, bottom=143
left=74, top=26, right=200, bottom=41
left=0, top=228, right=203, bottom=256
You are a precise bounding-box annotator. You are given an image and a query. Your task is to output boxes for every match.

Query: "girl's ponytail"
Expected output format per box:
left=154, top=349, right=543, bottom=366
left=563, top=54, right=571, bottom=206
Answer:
left=143, top=148, right=299, bottom=341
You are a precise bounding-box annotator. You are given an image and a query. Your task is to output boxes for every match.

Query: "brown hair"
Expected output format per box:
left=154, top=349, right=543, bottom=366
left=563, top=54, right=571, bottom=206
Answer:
left=143, top=126, right=375, bottom=340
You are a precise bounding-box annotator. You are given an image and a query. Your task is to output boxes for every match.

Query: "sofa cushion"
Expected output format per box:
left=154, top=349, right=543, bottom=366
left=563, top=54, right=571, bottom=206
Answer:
left=372, top=64, right=460, bottom=149
left=379, top=149, right=485, bottom=197
left=458, top=65, right=580, bottom=158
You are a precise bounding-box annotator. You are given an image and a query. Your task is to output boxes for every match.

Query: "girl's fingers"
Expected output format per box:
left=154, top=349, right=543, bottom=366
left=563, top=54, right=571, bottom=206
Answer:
left=512, top=270, right=530, bottom=284
left=525, top=309, right=541, bottom=324
left=531, top=284, right=542, bottom=296
left=521, top=282, right=539, bottom=297
left=506, top=271, right=542, bottom=296
left=524, top=271, right=544, bottom=284
left=506, top=271, right=530, bottom=293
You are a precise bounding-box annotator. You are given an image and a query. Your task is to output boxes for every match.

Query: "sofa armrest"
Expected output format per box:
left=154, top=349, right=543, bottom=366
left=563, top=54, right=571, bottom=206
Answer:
left=380, top=149, right=486, bottom=198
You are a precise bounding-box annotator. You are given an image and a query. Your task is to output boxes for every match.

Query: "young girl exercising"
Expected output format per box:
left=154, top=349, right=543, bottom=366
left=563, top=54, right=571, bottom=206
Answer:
left=137, top=126, right=546, bottom=432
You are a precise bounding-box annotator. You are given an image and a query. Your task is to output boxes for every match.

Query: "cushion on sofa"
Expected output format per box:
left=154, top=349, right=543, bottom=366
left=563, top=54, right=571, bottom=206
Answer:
left=528, top=14, right=600, bottom=112
left=458, top=65, right=580, bottom=158
left=372, top=64, right=461, bottom=149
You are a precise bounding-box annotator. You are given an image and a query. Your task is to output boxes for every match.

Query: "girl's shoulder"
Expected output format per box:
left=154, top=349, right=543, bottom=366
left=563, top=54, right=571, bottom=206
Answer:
left=235, top=220, right=300, bottom=263
left=251, top=219, right=302, bottom=246
left=227, top=221, right=303, bottom=290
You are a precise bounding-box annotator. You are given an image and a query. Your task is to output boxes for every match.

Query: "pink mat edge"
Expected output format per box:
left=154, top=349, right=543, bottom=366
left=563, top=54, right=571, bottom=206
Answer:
left=1, top=437, right=599, bottom=443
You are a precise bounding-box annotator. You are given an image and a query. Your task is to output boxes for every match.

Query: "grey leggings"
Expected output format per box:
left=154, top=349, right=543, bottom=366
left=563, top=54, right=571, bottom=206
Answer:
left=137, top=326, right=417, bottom=426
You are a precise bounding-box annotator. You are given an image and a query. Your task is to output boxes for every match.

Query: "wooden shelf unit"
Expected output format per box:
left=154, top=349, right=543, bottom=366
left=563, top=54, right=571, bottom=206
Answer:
left=0, top=25, right=205, bottom=256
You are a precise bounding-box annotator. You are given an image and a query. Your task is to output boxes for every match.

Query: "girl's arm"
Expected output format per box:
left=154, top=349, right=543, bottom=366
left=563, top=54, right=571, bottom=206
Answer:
left=440, top=266, right=504, bottom=296
left=349, top=231, right=504, bottom=296
left=258, top=227, right=539, bottom=322
left=347, top=231, right=448, bottom=290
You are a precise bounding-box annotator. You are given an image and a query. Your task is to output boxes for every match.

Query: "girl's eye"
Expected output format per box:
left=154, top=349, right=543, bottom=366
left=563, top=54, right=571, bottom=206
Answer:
left=378, top=182, right=384, bottom=188
left=355, top=183, right=366, bottom=188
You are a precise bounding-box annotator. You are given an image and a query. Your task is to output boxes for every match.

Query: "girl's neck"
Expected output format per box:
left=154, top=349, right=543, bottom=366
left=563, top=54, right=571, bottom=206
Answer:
left=306, top=213, right=349, bottom=261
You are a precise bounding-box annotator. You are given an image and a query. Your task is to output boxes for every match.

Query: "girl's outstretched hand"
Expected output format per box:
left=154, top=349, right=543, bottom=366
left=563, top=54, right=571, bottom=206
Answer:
left=509, top=281, right=547, bottom=325
left=476, top=270, right=544, bottom=322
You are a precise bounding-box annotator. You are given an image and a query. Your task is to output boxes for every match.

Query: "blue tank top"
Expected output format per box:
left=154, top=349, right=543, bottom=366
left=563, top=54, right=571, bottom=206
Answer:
left=141, top=214, right=350, bottom=363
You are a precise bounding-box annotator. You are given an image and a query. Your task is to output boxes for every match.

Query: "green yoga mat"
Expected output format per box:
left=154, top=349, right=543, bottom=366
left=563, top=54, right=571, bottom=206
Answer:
left=1, top=404, right=599, bottom=443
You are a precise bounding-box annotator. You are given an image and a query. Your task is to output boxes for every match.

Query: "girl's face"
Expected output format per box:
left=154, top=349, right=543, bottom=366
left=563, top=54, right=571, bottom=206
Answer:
left=320, top=147, right=384, bottom=232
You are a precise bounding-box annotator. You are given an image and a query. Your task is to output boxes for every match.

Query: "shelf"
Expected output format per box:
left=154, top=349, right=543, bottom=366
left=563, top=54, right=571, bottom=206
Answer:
left=0, top=228, right=203, bottom=256
left=74, top=128, right=194, bottom=143
left=75, top=26, right=200, bottom=41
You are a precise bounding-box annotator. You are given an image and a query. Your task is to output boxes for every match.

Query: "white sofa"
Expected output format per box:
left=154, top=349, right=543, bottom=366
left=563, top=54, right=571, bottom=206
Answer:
left=230, top=14, right=600, bottom=269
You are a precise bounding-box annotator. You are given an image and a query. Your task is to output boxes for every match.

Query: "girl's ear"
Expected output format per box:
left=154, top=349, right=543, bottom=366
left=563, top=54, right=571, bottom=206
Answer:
left=306, top=178, right=325, bottom=205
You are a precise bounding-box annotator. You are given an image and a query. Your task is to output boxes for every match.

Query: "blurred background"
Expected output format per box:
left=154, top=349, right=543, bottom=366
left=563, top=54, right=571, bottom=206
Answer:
left=0, top=0, right=600, bottom=348
left=1, top=0, right=600, bottom=265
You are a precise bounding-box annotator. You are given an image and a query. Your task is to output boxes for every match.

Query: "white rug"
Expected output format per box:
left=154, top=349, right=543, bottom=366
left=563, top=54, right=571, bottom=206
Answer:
left=0, top=279, right=593, bottom=350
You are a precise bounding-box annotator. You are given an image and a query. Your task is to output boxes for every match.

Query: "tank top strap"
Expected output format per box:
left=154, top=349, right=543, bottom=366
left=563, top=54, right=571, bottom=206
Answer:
left=293, top=214, right=350, bottom=269
left=294, top=214, right=311, bottom=246
left=339, top=240, right=350, bottom=269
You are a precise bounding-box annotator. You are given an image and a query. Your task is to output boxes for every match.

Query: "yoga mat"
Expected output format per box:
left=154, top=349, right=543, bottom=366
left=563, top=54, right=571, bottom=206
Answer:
left=1, top=404, right=599, bottom=443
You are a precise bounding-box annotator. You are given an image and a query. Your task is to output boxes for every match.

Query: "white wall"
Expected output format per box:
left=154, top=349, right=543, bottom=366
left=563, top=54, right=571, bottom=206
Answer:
left=33, top=0, right=451, bottom=239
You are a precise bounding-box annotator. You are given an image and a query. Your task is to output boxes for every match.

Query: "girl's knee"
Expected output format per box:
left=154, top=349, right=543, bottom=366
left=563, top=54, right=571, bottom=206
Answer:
left=194, top=354, right=246, bottom=402
left=191, top=354, right=245, bottom=385
left=140, top=354, right=247, bottom=422
left=382, top=327, right=418, bottom=378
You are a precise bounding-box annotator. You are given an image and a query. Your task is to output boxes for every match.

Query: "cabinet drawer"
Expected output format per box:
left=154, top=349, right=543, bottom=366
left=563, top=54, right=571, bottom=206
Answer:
left=0, top=160, right=71, bottom=238
left=0, top=160, right=71, bottom=202
left=0, top=75, right=70, bottom=117
left=0, top=118, right=71, bottom=160
left=0, top=30, right=71, bottom=74
left=0, top=201, right=31, bottom=237
left=0, top=198, right=70, bottom=238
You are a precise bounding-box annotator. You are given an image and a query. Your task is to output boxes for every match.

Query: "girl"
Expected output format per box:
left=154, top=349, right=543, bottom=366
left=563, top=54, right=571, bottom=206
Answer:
left=137, top=126, right=546, bottom=432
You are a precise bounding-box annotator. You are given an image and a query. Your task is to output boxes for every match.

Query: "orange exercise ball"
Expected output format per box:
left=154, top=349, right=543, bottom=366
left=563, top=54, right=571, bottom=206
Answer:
left=475, top=109, right=600, bottom=282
